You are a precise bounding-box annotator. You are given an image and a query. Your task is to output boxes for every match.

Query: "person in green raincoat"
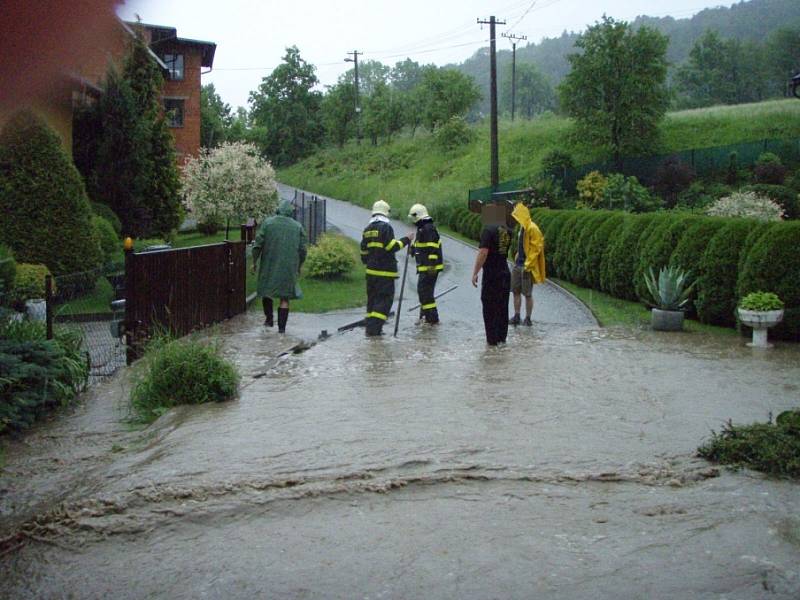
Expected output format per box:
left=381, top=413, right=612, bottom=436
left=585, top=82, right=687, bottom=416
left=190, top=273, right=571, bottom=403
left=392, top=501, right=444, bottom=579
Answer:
left=252, top=200, right=307, bottom=333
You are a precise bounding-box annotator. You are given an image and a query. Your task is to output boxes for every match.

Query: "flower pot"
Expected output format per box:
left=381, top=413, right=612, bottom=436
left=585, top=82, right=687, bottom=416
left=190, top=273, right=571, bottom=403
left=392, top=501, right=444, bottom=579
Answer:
left=651, top=308, right=684, bottom=331
left=25, top=298, right=46, bottom=322
left=737, top=308, right=783, bottom=348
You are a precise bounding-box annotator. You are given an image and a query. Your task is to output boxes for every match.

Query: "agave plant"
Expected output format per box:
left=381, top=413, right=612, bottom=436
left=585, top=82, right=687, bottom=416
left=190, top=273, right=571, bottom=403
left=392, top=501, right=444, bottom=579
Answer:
left=644, top=265, right=694, bottom=311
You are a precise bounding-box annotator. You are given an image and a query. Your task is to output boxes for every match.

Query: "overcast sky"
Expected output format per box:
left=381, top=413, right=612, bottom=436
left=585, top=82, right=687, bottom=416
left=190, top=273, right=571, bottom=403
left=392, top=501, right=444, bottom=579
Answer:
left=117, top=0, right=738, bottom=110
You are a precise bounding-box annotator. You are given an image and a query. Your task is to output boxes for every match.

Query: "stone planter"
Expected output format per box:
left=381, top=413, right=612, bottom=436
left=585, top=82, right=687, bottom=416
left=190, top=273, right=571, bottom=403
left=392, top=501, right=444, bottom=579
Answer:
left=651, top=308, right=684, bottom=331
left=737, top=308, right=783, bottom=348
left=25, top=298, right=46, bottom=322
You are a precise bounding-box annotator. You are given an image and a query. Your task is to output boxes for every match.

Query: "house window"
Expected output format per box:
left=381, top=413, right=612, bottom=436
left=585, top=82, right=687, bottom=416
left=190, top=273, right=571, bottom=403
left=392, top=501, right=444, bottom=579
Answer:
left=164, top=98, right=185, bottom=127
left=162, top=53, right=184, bottom=80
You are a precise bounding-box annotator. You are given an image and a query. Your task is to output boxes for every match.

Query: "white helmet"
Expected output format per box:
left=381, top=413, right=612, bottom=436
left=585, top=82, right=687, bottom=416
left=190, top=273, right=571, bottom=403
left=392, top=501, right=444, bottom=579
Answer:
left=372, top=199, right=390, bottom=217
left=408, top=203, right=429, bottom=223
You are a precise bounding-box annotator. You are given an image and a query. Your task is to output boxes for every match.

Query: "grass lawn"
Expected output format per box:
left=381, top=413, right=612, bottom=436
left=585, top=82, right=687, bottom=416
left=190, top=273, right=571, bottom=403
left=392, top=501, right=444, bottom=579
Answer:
left=553, top=278, right=738, bottom=337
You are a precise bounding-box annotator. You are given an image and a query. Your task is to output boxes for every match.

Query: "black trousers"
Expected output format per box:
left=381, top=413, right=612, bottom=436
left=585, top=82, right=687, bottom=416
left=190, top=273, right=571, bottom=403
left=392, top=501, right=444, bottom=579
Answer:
left=417, top=273, right=439, bottom=323
left=366, top=276, right=395, bottom=336
left=481, top=271, right=510, bottom=345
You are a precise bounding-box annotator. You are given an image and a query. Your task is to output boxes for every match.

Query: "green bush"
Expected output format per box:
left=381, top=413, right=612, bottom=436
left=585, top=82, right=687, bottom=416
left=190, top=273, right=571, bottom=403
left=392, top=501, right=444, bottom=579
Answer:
left=304, top=234, right=356, bottom=279
left=669, top=218, right=727, bottom=316
left=552, top=212, right=583, bottom=278
left=434, top=116, right=474, bottom=152
left=12, top=263, right=53, bottom=304
left=576, top=171, right=607, bottom=209
left=739, top=291, right=783, bottom=311
left=736, top=222, right=772, bottom=279
left=0, top=244, right=16, bottom=300
left=698, top=411, right=800, bottom=479
left=753, top=152, right=787, bottom=185
left=695, top=220, right=753, bottom=326
left=568, top=211, right=615, bottom=286
left=91, top=201, right=123, bottom=236
left=197, top=217, right=222, bottom=235
left=602, top=174, right=662, bottom=213
left=582, top=212, right=628, bottom=290
left=527, top=176, right=569, bottom=209
left=92, top=215, right=120, bottom=265
left=0, top=111, right=101, bottom=277
left=599, top=213, right=661, bottom=300
left=540, top=150, right=574, bottom=181
left=0, top=320, right=88, bottom=433
left=737, top=221, right=800, bottom=340
left=539, top=210, right=575, bottom=276
left=130, top=335, right=240, bottom=423
left=741, top=184, right=798, bottom=219
left=676, top=181, right=732, bottom=210
left=634, top=214, right=697, bottom=303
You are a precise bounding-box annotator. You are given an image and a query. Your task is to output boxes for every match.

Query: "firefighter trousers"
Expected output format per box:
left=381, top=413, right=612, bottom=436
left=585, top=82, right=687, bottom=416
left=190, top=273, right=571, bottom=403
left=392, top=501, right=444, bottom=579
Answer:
left=417, top=273, right=439, bottom=323
left=366, top=275, right=395, bottom=336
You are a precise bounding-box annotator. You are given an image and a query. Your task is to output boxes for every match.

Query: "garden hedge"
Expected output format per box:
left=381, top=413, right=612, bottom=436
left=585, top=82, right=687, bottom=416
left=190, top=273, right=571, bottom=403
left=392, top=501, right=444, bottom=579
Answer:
left=539, top=210, right=575, bottom=277
left=91, top=201, right=123, bottom=236
left=0, top=111, right=102, bottom=277
left=600, top=213, right=661, bottom=300
left=552, top=212, right=583, bottom=279
left=695, top=220, right=754, bottom=326
left=634, top=214, right=698, bottom=304
left=583, top=213, right=628, bottom=290
left=737, top=221, right=800, bottom=340
left=670, top=217, right=728, bottom=316
left=569, top=211, right=615, bottom=286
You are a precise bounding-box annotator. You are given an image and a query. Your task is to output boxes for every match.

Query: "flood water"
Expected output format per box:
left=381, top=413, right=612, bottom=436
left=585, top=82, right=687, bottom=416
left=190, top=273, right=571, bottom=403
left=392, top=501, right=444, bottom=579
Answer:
left=1, top=189, right=799, bottom=598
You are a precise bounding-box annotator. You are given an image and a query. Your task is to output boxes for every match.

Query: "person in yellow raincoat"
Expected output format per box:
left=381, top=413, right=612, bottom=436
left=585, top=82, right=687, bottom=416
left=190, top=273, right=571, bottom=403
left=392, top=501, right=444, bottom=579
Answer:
left=509, top=202, right=546, bottom=326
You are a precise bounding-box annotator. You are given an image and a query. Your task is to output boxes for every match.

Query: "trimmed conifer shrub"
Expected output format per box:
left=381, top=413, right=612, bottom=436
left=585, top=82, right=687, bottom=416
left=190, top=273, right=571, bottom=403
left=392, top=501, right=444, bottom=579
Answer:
left=737, top=221, right=800, bottom=340
left=92, top=216, right=120, bottom=266
left=695, top=220, right=753, bottom=326
left=91, top=202, right=123, bottom=236
left=0, top=111, right=101, bottom=277
left=539, top=210, right=575, bottom=276
left=583, top=212, right=628, bottom=290
left=634, top=214, right=698, bottom=303
left=736, top=222, right=773, bottom=295
left=0, top=244, right=16, bottom=298
left=552, top=212, right=583, bottom=279
left=600, top=213, right=661, bottom=300
left=569, top=211, right=615, bottom=286
left=670, top=217, right=727, bottom=316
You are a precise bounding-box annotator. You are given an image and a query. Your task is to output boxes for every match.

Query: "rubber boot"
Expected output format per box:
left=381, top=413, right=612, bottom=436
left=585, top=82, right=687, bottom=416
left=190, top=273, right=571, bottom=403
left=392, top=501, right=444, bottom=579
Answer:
left=278, top=307, right=289, bottom=333
left=263, top=298, right=273, bottom=327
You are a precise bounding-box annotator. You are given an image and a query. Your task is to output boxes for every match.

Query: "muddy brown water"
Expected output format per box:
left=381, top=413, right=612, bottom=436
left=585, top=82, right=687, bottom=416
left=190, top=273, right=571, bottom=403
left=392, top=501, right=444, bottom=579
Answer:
left=1, top=189, right=799, bottom=598
left=1, top=311, right=799, bottom=599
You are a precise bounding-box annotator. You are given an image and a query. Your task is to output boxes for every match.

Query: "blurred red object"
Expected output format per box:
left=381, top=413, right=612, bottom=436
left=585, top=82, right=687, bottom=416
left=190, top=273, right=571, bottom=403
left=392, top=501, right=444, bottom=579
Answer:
left=0, top=0, right=122, bottom=110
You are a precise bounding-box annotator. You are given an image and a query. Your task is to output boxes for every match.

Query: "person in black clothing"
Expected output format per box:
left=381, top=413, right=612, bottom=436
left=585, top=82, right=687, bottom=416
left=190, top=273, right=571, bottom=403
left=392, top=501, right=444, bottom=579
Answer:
left=408, top=203, right=443, bottom=324
left=360, top=200, right=414, bottom=336
left=471, top=220, right=512, bottom=345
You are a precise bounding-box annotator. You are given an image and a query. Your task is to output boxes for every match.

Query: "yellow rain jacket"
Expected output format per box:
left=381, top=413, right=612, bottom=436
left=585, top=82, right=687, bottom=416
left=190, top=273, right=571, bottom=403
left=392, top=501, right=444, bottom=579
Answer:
left=511, top=202, right=546, bottom=284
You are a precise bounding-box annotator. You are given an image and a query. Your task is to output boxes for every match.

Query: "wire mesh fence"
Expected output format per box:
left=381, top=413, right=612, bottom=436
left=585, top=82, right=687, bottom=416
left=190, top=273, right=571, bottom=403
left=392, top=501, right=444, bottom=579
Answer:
left=47, top=264, right=126, bottom=380
left=292, top=190, right=327, bottom=245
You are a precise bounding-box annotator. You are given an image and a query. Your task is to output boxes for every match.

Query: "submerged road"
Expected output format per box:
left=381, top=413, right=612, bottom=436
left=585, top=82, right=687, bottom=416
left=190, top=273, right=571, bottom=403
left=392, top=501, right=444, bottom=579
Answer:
left=1, top=188, right=798, bottom=599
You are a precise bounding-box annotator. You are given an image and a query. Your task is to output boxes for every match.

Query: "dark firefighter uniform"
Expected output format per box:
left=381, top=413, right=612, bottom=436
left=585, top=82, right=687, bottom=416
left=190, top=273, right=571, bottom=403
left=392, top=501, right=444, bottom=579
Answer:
left=409, top=206, right=443, bottom=324
left=361, top=205, right=411, bottom=336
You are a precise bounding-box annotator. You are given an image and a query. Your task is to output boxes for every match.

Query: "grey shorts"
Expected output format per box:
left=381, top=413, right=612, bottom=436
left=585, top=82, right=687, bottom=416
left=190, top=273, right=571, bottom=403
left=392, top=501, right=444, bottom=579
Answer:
left=511, top=265, right=533, bottom=296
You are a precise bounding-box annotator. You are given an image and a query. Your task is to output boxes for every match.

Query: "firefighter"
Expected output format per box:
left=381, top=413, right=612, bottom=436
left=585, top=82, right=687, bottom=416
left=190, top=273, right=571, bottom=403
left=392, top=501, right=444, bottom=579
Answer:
left=408, top=203, right=443, bottom=324
left=360, top=200, right=413, bottom=336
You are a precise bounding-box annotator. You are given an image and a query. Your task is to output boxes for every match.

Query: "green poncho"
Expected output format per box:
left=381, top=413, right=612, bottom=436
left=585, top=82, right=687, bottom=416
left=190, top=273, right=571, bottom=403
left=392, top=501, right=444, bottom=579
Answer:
left=252, top=201, right=307, bottom=299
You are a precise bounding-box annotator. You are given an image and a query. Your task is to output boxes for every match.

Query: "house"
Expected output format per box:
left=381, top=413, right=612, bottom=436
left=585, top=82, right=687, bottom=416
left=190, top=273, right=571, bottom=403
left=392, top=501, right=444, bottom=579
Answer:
left=132, top=22, right=216, bottom=163
left=0, top=11, right=215, bottom=164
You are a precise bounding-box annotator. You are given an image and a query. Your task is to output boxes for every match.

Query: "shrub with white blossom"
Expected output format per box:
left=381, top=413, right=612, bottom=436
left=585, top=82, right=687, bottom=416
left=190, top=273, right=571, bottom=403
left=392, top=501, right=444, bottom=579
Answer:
left=182, top=142, right=278, bottom=227
left=705, top=191, right=784, bottom=222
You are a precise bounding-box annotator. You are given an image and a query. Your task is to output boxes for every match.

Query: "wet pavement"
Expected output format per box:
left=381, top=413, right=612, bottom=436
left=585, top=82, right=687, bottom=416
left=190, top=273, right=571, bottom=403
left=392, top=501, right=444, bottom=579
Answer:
left=1, top=188, right=799, bottom=599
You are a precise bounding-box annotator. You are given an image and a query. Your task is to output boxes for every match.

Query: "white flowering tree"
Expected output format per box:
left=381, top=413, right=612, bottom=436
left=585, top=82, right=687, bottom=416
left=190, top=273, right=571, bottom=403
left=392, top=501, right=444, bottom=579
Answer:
left=182, top=141, right=278, bottom=234
left=705, top=191, right=784, bottom=222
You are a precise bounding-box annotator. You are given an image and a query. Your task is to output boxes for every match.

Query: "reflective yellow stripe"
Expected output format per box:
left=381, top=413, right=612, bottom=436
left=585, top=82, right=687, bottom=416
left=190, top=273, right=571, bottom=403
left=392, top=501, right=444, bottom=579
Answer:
left=421, top=302, right=437, bottom=310
left=386, top=239, right=405, bottom=251
left=367, top=242, right=385, bottom=249
left=366, top=311, right=388, bottom=321
left=413, top=241, right=441, bottom=248
left=360, top=250, right=368, bottom=255
left=428, top=254, right=438, bottom=260
left=366, top=268, right=399, bottom=278
left=417, top=264, right=444, bottom=272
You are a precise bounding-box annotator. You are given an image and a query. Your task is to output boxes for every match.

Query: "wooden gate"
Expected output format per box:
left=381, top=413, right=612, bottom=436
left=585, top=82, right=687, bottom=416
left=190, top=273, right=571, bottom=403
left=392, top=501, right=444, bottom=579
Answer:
left=124, top=241, right=247, bottom=362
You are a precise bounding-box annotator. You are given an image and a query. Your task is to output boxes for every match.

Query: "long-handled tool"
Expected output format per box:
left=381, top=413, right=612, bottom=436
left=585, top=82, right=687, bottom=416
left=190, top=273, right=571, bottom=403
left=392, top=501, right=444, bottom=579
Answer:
left=393, top=243, right=412, bottom=337
left=406, top=284, right=459, bottom=312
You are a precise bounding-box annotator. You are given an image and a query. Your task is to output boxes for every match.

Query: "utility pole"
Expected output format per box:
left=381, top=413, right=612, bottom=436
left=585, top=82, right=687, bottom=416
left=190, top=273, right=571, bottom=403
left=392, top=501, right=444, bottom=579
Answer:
left=345, top=50, right=361, bottom=144
left=478, top=16, right=505, bottom=188
left=502, top=32, right=527, bottom=122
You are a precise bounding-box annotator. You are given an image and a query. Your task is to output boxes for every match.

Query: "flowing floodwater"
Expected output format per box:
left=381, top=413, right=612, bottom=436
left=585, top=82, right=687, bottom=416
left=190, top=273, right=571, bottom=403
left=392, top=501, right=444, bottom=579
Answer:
left=1, top=189, right=799, bottom=598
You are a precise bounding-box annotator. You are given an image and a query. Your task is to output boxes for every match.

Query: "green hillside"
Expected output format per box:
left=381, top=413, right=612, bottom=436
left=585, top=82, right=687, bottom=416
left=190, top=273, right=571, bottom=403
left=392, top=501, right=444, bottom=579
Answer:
left=278, top=99, right=800, bottom=218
